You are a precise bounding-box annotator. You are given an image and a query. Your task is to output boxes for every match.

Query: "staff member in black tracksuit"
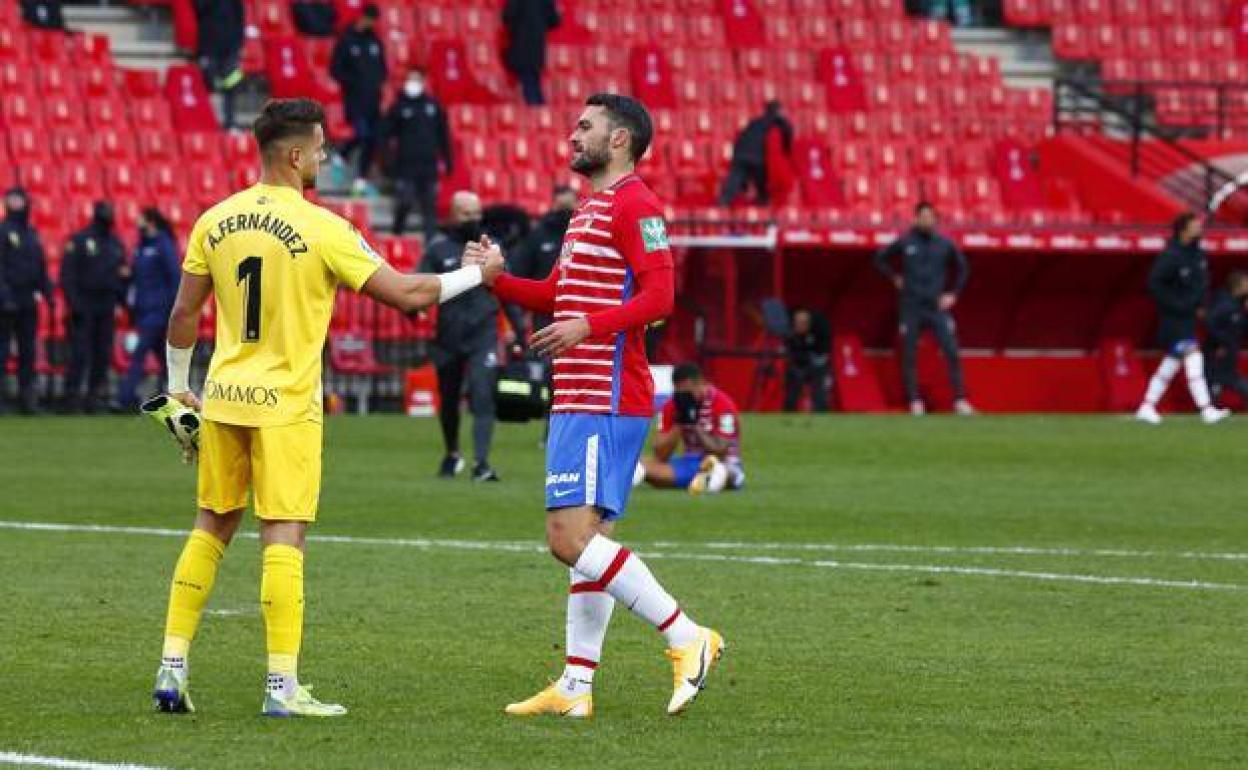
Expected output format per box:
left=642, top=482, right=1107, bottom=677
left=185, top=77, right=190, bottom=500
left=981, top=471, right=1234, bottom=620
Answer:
left=502, top=0, right=560, bottom=106
left=420, top=191, right=508, bottom=482
left=192, top=0, right=245, bottom=129
left=1203, top=270, right=1248, bottom=406
left=718, top=101, right=794, bottom=207
left=504, top=185, right=577, bottom=337
left=784, top=307, right=830, bottom=413
left=382, top=68, right=452, bottom=242
left=330, top=4, right=386, bottom=189
left=874, top=202, right=974, bottom=415
left=60, top=202, right=126, bottom=414
left=0, top=187, right=52, bottom=414
left=1135, top=212, right=1228, bottom=425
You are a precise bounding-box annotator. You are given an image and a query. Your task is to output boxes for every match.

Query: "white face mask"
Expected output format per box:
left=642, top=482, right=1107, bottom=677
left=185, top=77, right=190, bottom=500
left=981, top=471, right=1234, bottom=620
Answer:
left=404, top=80, right=424, bottom=98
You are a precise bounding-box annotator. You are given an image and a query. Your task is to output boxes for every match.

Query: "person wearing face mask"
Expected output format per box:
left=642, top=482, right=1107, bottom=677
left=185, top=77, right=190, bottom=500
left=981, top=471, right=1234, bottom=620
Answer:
left=381, top=68, right=452, bottom=242
left=419, top=191, right=512, bottom=482
left=114, top=208, right=182, bottom=412
left=60, top=201, right=127, bottom=414
left=874, top=201, right=974, bottom=416
left=330, top=4, right=387, bottom=194
left=0, top=187, right=52, bottom=414
left=504, top=185, right=578, bottom=339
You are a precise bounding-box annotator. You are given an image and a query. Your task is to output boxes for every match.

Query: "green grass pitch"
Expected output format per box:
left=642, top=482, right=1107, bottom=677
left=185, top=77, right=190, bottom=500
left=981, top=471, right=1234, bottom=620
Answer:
left=2, top=413, right=1247, bottom=769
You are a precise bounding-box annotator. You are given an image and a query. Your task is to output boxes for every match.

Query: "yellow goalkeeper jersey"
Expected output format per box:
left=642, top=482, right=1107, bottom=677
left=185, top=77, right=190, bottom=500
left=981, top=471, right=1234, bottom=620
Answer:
left=182, top=183, right=382, bottom=427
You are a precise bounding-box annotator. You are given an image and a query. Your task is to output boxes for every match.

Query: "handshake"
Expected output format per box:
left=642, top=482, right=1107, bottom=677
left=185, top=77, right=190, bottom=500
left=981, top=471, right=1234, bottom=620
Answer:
left=462, top=236, right=506, bottom=286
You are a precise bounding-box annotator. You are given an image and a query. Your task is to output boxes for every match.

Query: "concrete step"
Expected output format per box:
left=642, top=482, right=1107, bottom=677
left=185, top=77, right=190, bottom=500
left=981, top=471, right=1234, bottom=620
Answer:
left=64, top=4, right=180, bottom=71
left=951, top=27, right=1057, bottom=90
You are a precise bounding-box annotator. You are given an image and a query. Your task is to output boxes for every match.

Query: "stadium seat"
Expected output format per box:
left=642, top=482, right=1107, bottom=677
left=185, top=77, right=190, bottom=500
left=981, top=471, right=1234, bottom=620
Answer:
left=180, top=133, right=224, bottom=164
left=164, top=64, right=221, bottom=132
left=791, top=139, right=843, bottom=207
left=264, top=37, right=334, bottom=102
left=426, top=40, right=497, bottom=105
left=629, top=46, right=676, bottom=110
left=105, top=164, right=148, bottom=198
left=718, top=0, right=765, bottom=47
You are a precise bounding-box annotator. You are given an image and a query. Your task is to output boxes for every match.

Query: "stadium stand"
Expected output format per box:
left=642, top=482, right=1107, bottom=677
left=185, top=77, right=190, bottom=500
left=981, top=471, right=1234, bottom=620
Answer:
left=6, top=0, right=1248, bottom=415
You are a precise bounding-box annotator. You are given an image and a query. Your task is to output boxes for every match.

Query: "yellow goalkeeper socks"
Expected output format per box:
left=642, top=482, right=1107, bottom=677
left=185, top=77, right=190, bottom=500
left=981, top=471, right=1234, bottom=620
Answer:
left=162, top=529, right=227, bottom=662
left=261, top=544, right=304, bottom=695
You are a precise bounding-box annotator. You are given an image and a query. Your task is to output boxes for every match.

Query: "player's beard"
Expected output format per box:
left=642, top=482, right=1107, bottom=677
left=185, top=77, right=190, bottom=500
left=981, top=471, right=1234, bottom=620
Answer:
left=570, top=141, right=609, bottom=176
left=301, top=166, right=318, bottom=191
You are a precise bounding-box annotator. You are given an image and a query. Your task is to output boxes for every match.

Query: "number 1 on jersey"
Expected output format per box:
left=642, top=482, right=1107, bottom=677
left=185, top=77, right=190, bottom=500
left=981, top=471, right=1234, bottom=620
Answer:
left=237, top=256, right=263, bottom=342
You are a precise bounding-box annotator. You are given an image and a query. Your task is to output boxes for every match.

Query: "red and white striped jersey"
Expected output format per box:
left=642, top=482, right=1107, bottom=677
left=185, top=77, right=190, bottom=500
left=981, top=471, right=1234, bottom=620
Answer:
left=550, top=173, right=673, bottom=416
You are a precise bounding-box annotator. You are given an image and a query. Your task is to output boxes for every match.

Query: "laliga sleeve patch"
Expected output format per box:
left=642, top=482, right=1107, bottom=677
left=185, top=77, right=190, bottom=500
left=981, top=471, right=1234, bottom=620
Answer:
left=357, top=233, right=381, bottom=264
left=719, top=414, right=737, bottom=435
left=639, top=216, right=669, bottom=252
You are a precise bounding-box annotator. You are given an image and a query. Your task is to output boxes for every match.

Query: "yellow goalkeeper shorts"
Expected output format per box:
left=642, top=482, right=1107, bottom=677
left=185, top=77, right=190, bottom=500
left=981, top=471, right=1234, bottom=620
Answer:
left=197, top=419, right=323, bottom=522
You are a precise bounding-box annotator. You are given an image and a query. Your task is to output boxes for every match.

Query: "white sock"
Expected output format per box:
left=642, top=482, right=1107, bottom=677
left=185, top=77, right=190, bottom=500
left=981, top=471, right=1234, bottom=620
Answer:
left=1143, top=356, right=1181, bottom=407
left=632, top=462, right=646, bottom=487
left=574, top=535, right=701, bottom=648
left=559, top=567, right=614, bottom=697
left=1184, top=352, right=1213, bottom=410
left=266, top=672, right=297, bottom=699
left=160, top=656, right=186, bottom=674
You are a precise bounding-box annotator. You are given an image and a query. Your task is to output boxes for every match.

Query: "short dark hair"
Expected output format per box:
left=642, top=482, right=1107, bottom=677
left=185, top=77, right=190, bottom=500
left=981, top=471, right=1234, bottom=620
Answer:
left=672, top=362, right=703, bottom=385
left=585, top=93, right=653, bottom=163
left=361, top=4, right=379, bottom=19
left=141, top=206, right=172, bottom=234
left=253, top=99, right=324, bottom=156
left=552, top=184, right=576, bottom=198
left=1172, top=211, right=1199, bottom=240
left=915, top=201, right=936, bottom=216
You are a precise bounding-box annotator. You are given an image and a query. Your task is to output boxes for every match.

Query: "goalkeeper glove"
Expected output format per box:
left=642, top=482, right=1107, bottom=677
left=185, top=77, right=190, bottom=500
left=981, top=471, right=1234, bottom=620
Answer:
left=140, top=394, right=201, bottom=464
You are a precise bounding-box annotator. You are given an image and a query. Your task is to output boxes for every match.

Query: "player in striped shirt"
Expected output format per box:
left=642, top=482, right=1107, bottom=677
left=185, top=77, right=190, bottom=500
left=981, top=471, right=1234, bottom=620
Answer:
left=466, top=94, right=724, bottom=718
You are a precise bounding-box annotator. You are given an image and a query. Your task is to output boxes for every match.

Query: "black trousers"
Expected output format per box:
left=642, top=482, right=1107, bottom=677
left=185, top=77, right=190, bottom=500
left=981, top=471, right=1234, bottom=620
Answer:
left=66, top=306, right=115, bottom=400
left=900, top=302, right=965, bottom=403
left=341, top=107, right=381, bottom=178
left=436, top=345, right=497, bottom=465
left=718, top=158, right=768, bottom=206
left=0, top=306, right=38, bottom=398
left=784, top=362, right=829, bottom=412
left=517, top=69, right=545, bottom=105
left=1205, top=344, right=1248, bottom=402
left=393, top=174, right=439, bottom=241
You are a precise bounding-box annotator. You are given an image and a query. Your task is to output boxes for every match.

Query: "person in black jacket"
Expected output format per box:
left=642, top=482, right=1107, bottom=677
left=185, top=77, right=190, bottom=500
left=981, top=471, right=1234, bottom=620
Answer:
left=330, top=4, right=387, bottom=189
left=192, top=0, right=245, bottom=129
left=60, top=202, right=126, bottom=414
left=1136, top=212, right=1229, bottom=425
left=421, top=191, right=512, bottom=482
left=1203, top=270, right=1248, bottom=406
left=505, top=185, right=576, bottom=337
left=382, top=68, right=452, bottom=241
left=114, top=208, right=181, bottom=411
left=20, top=0, right=65, bottom=30
left=718, top=101, right=794, bottom=206
left=502, top=0, right=561, bottom=106
left=784, top=307, right=831, bottom=412
left=0, top=188, right=52, bottom=414
left=874, top=202, right=974, bottom=415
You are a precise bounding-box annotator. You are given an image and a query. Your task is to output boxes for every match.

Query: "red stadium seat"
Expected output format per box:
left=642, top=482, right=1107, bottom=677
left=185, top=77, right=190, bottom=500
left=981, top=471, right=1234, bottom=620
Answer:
left=95, top=128, right=137, bottom=163
left=63, top=164, right=105, bottom=199
left=18, top=163, right=63, bottom=198
left=52, top=131, right=92, bottom=163
left=719, top=0, right=766, bottom=47
left=43, top=95, right=86, bottom=130
left=426, top=40, right=497, bottom=105
left=264, top=37, right=333, bottom=101
left=123, top=69, right=162, bottom=99
left=817, top=48, right=866, bottom=113
left=7, top=127, right=50, bottom=164
left=181, top=133, right=224, bottom=164
left=629, top=46, right=676, bottom=110
left=187, top=167, right=231, bottom=207
left=37, top=65, right=79, bottom=99
left=0, top=25, right=29, bottom=63
left=105, top=164, right=148, bottom=198
left=148, top=163, right=189, bottom=199
left=130, top=97, right=175, bottom=133
left=164, top=64, right=221, bottom=132
left=791, top=139, right=843, bottom=207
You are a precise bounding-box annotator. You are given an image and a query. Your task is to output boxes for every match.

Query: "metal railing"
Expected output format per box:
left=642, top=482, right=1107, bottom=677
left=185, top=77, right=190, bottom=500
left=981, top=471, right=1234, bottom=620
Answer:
left=1053, top=77, right=1241, bottom=211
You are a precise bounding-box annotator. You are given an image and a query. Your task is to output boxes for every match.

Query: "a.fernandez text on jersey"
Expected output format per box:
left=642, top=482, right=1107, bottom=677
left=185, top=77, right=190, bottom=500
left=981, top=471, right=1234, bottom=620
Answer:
left=182, top=183, right=383, bottom=427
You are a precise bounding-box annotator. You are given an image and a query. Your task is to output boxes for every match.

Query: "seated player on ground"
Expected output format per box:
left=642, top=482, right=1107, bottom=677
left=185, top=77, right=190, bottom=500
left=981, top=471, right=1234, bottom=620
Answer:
left=635, top=362, right=745, bottom=495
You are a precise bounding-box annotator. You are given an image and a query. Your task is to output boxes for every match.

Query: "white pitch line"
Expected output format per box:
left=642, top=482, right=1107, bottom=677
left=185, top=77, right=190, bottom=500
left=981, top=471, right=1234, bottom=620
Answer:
left=0, top=752, right=173, bottom=770
left=0, top=520, right=1243, bottom=592
left=652, top=540, right=1248, bottom=562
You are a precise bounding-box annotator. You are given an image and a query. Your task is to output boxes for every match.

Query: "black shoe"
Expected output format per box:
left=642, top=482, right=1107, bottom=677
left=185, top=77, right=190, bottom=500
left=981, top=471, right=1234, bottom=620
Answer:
left=472, top=462, right=500, bottom=483
left=438, top=455, right=466, bottom=478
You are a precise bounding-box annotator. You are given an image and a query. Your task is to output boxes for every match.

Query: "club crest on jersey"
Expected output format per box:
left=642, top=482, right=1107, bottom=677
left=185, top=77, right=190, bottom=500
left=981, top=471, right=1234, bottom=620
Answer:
left=639, top=217, right=669, bottom=252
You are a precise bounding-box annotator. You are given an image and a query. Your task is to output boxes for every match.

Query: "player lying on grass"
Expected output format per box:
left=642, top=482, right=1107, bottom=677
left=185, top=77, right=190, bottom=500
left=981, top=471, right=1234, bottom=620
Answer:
left=151, top=98, right=502, bottom=718
left=634, top=362, right=745, bottom=495
left=465, top=93, right=724, bottom=718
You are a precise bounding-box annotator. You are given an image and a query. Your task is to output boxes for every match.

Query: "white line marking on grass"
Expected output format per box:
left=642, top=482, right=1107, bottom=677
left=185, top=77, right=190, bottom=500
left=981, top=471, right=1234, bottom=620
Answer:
left=204, top=608, right=249, bottom=617
left=0, top=752, right=174, bottom=770
left=0, top=520, right=1243, bottom=592
left=655, top=540, right=1248, bottom=562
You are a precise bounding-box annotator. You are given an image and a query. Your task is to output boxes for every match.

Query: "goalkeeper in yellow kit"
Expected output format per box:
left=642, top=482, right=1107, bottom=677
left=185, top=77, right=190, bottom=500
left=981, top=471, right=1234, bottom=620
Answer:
left=152, top=98, right=502, bottom=717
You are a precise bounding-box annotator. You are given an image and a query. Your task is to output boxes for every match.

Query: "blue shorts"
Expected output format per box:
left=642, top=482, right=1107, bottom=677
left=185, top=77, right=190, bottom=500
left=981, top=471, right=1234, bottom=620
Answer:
left=546, top=413, right=650, bottom=520
left=670, top=453, right=706, bottom=489
left=1168, top=339, right=1199, bottom=357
